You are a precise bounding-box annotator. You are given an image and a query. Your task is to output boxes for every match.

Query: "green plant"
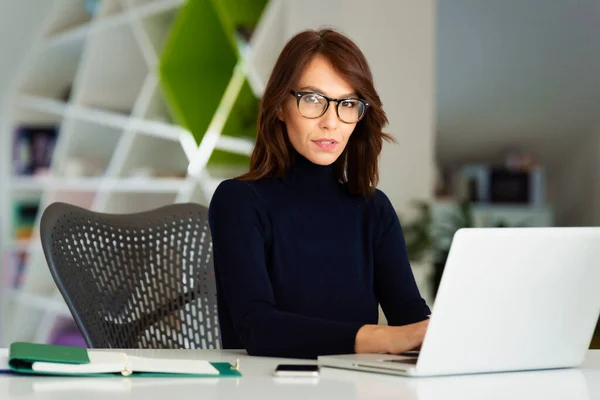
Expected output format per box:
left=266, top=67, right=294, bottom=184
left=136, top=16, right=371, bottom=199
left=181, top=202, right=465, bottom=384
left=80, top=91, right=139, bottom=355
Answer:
left=401, top=201, right=432, bottom=263
left=401, top=200, right=523, bottom=298
left=401, top=199, right=474, bottom=263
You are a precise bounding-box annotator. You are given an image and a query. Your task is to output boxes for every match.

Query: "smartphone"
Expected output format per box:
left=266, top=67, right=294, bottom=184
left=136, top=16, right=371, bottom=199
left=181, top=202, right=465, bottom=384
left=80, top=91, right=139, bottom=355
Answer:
left=273, top=364, right=320, bottom=377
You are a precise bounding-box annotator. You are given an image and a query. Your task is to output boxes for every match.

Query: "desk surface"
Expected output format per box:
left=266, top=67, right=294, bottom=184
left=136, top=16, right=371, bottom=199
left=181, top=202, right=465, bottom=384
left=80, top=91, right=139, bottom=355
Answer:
left=1, top=349, right=599, bottom=399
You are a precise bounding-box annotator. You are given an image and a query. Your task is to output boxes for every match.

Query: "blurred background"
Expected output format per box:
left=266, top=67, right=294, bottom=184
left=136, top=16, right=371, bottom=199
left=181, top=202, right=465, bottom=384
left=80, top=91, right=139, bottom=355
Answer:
left=0, top=0, right=598, bottom=347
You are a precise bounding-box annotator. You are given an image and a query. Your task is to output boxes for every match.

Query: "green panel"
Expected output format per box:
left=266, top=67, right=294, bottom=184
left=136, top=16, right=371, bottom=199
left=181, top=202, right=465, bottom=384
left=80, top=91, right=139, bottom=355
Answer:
left=208, top=79, right=256, bottom=167
left=213, top=0, right=268, bottom=27
left=159, top=0, right=267, bottom=170
left=222, top=80, right=258, bottom=139
left=159, top=0, right=238, bottom=144
left=211, top=0, right=268, bottom=51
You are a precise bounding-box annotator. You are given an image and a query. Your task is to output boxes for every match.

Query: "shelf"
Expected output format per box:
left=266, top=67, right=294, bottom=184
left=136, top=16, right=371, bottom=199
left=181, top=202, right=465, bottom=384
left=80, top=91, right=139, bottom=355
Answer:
left=17, top=94, right=132, bottom=132
left=129, top=118, right=185, bottom=140
left=16, top=95, right=68, bottom=118
left=19, top=36, right=84, bottom=101
left=102, top=192, right=178, bottom=214
left=215, top=135, right=254, bottom=156
left=55, top=117, right=124, bottom=177
left=9, top=107, right=63, bottom=126
left=44, top=22, right=90, bottom=50
left=15, top=93, right=195, bottom=155
left=95, top=177, right=188, bottom=193
left=9, top=240, right=33, bottom=253
left=68, top=105, right=131, bottom=130
left=4, top=290, right=71, bottom=317
left=142, top=82, right=174, bottom=124
left=117, top=133, right=190, bottom=178
left=11, top=178, right=47, bottom=193
left=43, top=0, right=185, bottom=50
left=138, top=2, right=181, bottom=62
left=1, top=0, right=280, bottom=347
left=42, top=190, right=97, bottom=216
left=133, top=0, right=166, bottom=7
left=185, top=181, right=211, bottom=207
left=44, top=0, right=93, bottom=37
left=76, top=22, right=148, bottom=113
left=96, top=0, right=126, bottom=18
left=135, top=0, right=186, bottom=18
left=11, top=177, right=186, bottom=193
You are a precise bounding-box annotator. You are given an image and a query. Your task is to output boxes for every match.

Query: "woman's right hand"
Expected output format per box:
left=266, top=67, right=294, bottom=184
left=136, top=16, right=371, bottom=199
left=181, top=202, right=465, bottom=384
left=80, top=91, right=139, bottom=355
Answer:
left=355, top=319, right=429, bottom=354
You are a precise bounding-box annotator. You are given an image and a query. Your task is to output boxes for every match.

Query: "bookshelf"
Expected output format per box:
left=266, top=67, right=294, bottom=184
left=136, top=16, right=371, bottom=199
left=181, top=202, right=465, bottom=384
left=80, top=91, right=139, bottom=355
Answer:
left=0, top=0, right=282, bottom=346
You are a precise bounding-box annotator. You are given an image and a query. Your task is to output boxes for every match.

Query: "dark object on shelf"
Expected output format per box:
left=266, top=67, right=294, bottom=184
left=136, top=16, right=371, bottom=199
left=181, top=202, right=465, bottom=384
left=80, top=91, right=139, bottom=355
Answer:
left=12, top=125, right=58, bottom=176
left=40, top=202, right=219, bottom=349
left=461, top=164, right=545, bottom=206
left=13, top=201, right=39, bottom=240
left=489, top=168, right=530, bottom=204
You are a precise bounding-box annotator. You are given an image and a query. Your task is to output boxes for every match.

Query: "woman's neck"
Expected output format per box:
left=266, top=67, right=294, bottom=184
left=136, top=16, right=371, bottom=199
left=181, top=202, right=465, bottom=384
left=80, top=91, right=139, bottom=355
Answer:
left=284, top=151, right=338, bottom=191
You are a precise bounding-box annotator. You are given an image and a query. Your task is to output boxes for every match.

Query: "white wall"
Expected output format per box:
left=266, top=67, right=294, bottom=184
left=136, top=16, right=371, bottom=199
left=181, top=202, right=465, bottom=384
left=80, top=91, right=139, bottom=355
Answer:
left=547, top=128, right=600, bottom=227
left=280, top=0, right=436, bottom=219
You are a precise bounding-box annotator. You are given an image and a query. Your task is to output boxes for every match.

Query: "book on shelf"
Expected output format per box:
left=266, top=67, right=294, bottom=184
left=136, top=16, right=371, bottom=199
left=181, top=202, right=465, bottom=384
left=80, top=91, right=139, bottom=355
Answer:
left=2, top=200, right=40, bottom=289
left=12, top=124, right=58, bottom=177
left=12, top=201, right=39, bottom=241
left=2, top=250, right=28, bottom=290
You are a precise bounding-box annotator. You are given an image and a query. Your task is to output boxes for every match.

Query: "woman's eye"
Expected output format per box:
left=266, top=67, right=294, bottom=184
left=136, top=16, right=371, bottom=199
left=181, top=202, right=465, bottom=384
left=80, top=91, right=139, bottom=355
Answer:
left=341, top=100, right=356, bottom=108
left=303, top=95, right=321, bottom=104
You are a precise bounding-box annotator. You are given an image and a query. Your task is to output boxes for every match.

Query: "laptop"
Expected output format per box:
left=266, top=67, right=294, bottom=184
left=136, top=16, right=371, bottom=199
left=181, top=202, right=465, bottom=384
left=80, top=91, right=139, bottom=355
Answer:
left=319, top=227, right=600, bottom=377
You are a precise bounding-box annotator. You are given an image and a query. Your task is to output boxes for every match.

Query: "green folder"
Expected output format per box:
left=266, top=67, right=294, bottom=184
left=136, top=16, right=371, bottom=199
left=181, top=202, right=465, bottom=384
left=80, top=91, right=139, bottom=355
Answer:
left=9, top=342, right=241, bottom=378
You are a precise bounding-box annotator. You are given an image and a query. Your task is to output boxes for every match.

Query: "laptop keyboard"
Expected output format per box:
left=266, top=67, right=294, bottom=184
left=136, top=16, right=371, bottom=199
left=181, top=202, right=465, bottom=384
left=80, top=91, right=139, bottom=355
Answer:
left=383, top=358, right=418, bottom=365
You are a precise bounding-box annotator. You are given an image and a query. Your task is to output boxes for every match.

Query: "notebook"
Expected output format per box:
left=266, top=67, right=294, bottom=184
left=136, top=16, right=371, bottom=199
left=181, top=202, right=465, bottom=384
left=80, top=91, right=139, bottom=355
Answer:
left=8, top=342, right=241, bottom=378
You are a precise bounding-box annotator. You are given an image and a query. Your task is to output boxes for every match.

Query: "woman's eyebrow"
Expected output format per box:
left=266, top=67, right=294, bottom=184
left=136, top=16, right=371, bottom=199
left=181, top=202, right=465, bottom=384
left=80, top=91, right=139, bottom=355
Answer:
left=298, top=85, right=358, bottom=98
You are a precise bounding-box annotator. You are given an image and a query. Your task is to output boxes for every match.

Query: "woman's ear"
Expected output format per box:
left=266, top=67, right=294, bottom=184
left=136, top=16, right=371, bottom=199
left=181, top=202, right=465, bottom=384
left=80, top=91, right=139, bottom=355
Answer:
left=277, top=107, right=284, bottom=122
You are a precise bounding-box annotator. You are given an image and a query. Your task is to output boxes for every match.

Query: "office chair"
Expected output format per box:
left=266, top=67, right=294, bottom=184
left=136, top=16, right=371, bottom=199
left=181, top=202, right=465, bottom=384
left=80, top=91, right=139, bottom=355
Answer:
left=40, top=202, right=220, bottom=349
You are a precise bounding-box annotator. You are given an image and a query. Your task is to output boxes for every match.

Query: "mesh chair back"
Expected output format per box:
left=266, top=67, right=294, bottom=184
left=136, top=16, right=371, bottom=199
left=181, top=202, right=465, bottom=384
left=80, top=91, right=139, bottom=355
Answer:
left=40, top=202, right=220, bottom=349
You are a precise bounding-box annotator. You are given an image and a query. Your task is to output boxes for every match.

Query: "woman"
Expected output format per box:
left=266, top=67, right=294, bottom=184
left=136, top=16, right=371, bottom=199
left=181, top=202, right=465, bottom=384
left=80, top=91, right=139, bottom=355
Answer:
left=208, top=28, right=430, bottom=359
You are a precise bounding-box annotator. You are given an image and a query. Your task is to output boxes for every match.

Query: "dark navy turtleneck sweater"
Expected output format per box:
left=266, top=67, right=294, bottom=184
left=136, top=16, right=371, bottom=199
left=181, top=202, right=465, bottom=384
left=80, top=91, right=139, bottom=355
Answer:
left=208, top=154, right=431, bottom=359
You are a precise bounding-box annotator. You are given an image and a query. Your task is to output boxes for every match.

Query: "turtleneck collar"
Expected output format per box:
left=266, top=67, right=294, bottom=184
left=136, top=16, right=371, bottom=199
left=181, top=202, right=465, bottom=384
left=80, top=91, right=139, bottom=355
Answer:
left=283, top=151, right=338, bottom=191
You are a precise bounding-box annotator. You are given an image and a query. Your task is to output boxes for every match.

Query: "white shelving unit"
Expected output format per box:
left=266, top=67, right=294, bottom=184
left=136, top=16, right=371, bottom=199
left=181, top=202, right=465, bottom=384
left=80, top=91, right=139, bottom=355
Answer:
left=0, top=0, right=283, bottom=346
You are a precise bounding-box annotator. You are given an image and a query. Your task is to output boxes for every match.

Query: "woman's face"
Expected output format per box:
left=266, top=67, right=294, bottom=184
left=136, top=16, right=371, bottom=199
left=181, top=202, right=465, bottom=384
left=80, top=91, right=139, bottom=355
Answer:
left=279, top=54, right=358, bottom=166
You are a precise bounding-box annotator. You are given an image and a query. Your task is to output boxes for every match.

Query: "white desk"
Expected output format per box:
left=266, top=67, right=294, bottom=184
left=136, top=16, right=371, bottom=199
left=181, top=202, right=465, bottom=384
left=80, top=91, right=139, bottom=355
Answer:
left=1, top=349, right=599, bottom=399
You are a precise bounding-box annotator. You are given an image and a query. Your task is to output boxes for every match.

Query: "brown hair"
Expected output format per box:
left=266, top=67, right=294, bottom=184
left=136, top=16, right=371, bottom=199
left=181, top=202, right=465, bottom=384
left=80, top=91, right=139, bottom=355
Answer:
left=238, top=28, right=393, bottom=196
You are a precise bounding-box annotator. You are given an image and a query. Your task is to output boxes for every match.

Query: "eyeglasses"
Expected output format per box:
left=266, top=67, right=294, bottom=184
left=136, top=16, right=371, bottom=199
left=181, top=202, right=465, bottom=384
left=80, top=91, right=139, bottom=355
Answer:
left=290, top=90, right=370, bottom=124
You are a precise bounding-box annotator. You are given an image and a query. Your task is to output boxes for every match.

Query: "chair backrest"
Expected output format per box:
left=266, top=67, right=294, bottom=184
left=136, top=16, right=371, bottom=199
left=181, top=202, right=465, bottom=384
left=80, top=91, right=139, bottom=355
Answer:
left=40, top=202, right=220, bottom=349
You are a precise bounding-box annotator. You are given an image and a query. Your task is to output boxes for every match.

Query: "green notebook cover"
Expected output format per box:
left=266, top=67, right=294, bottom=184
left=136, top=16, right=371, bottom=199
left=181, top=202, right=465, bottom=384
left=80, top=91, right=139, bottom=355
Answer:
left=9, top=342, right=241, bottom=378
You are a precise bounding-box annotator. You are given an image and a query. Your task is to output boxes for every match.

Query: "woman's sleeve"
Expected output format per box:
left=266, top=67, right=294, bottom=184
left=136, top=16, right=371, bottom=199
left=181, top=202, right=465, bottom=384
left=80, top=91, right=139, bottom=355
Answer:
left=208, top=180, right=364, bottom=359
left=372, top=190, right=431, bottom=326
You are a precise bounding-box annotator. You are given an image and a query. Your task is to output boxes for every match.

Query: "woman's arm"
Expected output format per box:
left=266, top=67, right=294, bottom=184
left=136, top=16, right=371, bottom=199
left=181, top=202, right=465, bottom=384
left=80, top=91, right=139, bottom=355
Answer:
left=209, top=180, right=364, bottom=359
left=371, top=190, right=431, bottom=346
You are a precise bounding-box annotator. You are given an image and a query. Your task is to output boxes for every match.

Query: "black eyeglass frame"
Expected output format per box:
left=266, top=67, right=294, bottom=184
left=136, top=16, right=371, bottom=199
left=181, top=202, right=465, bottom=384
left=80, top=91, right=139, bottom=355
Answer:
left=289, top=90, right=370, bottom=123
